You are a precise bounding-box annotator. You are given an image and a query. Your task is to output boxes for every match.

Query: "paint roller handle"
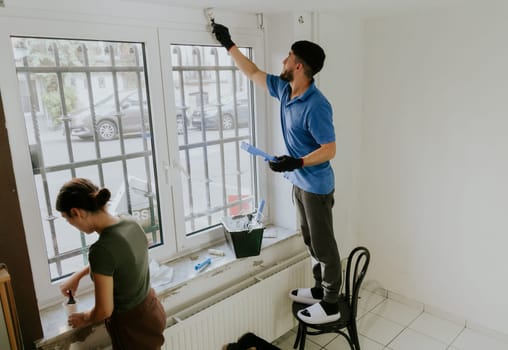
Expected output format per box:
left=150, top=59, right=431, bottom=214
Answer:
left=240, top=142, right=276, bottom=162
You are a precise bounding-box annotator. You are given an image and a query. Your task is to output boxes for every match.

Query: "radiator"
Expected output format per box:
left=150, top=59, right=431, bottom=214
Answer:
left=163, top=254, right=312, bottom=350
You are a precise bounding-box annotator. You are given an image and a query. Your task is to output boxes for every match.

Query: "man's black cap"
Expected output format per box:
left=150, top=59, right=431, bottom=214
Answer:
left=291, top=40, right=326, bottom=76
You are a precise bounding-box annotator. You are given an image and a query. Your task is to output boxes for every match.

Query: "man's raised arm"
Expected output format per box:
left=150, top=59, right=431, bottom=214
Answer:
left=212, top=22, right=267, bottom=89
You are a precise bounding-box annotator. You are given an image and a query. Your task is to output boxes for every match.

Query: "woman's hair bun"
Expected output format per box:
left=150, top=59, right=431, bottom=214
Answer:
left=94, top=188, right=111, bottom=208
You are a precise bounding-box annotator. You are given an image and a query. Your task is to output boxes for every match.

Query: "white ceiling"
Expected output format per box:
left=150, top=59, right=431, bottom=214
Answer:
left=122, top=0, right=479, bottom=16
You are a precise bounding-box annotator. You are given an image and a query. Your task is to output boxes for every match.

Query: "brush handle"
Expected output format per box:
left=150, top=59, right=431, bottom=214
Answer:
left=254, top=199, right=265, bottom=223
left=67, top=289, right=76, bottom=304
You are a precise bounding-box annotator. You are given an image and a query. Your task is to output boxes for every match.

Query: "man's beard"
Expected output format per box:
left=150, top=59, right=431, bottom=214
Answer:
left=280, top=68, right=294, bottom=82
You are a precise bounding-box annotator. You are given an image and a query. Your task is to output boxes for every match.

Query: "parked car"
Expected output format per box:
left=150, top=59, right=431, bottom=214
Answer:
left=70, top=91, right=188, bottom=140
left=191, top=94, right=250, bottom=130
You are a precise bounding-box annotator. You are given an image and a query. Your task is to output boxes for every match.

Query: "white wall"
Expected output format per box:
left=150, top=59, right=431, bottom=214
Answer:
left=361, top=0, right=508, bottom=334
left=264, top=13, right=365, bottom=258
left=318, top=13, right=364, bottom=258
left=2, top=0, right=254, bottom=28
left=263, top=14, right=296, bottom=230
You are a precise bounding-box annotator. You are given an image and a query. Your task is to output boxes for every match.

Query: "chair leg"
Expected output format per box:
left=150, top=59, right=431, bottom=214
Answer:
left=293, top=322, right=303, bottom=349
left=348, top=324, right=361, bottom=350
left=299, top=325, right=307, bottom=350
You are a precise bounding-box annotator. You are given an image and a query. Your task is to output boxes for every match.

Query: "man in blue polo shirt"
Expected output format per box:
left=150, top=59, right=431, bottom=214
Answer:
left=212, top=22, right=342, bottom=325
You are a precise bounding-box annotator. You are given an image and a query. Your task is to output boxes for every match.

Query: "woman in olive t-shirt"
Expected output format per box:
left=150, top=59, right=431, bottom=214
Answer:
left=56, top=178, right=165, bottom=350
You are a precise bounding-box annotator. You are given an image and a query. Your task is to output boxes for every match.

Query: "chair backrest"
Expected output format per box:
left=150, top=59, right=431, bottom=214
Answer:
left=344, top=247, right=370, bottom=319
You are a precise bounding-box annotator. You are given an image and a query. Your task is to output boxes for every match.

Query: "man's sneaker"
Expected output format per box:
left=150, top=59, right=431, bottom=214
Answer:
left=288, top=288, right=322, bottom=304
left=297, top=302, right=341, bottom=324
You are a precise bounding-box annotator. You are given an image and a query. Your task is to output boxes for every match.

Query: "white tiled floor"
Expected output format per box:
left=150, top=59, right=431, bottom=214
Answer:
left=271, top=290, right=508, bottom=350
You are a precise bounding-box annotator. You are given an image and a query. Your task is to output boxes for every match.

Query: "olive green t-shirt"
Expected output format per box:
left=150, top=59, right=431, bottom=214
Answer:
left=88, top=217, right=150, bottom=312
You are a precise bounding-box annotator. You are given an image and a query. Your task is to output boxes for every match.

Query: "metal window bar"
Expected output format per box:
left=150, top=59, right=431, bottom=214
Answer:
left=210, top=48, right=228, bottom=222
left=230, top=55, right=244, bottom=214
left=14, top=38, right=160, bottom=280
left=20, top=52, right=63, bottom=275
left=192, top=47, right=213, bottom=228
left=108, top=43, right=133, bottom=217
left=172, top=46, right=195, bottom=228
left=132, top=45, right=158, bottom=242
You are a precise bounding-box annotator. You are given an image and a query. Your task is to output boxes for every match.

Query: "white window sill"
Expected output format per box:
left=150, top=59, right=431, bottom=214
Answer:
left=35, top=225, right=305, bottom=349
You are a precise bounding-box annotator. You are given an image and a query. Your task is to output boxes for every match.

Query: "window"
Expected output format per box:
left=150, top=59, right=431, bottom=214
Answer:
left=170, top=44, right=257, bottom=236
left=11, top=37, right=162, bottom=281
left=1, top=19, right=265, bottom=307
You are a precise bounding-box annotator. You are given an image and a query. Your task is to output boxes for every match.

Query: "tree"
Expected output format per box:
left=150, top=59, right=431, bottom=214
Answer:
left=41, top=82, right=77, bottom=129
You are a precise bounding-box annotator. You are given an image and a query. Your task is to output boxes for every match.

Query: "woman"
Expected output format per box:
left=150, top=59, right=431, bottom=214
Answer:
left=57, top=178, right=165, bottom=349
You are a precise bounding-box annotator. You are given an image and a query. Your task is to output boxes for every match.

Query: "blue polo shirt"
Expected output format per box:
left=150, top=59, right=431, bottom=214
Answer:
left=266, top=74, right=335, bottom=194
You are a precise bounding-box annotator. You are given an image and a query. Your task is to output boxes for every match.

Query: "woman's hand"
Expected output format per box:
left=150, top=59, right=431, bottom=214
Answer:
left=60, top=278, right=79, bottom=298
left=68, top=312, right=90, bottom=328
left=59, top=266, right=90, bottom=297
left=63, top=271, right=113, bottom=330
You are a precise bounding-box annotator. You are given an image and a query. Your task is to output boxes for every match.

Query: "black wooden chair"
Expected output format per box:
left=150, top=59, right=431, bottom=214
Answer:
left=292, top=246, right=370, bottom=350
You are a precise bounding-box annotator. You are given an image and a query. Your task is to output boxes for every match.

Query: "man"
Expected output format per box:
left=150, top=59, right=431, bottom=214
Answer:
left=212, top=22, right=341, bottom=324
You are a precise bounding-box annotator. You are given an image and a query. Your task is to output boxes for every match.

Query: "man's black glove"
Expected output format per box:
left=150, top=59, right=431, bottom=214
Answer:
left=269, top=155, right=304, bottom=172
left=212, top=22, right=235, bottom=50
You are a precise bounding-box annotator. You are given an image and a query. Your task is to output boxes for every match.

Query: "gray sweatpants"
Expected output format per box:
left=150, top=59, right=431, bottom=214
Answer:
left=293, top=185, right=341, bottom=304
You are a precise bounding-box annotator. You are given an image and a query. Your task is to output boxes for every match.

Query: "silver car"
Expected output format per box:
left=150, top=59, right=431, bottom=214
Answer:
left=191, top=94, right=250, bottom=130
left=70, top=91, right=187, bottom=140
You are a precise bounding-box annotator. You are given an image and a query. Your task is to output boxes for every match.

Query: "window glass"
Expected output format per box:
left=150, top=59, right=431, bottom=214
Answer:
left=171, top=44, right=256, bottom=235
left=11, top=37, right=162, bottom=281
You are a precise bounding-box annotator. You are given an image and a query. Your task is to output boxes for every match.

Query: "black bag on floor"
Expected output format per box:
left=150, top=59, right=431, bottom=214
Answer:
left=225, top=332, right=281, bottom=350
